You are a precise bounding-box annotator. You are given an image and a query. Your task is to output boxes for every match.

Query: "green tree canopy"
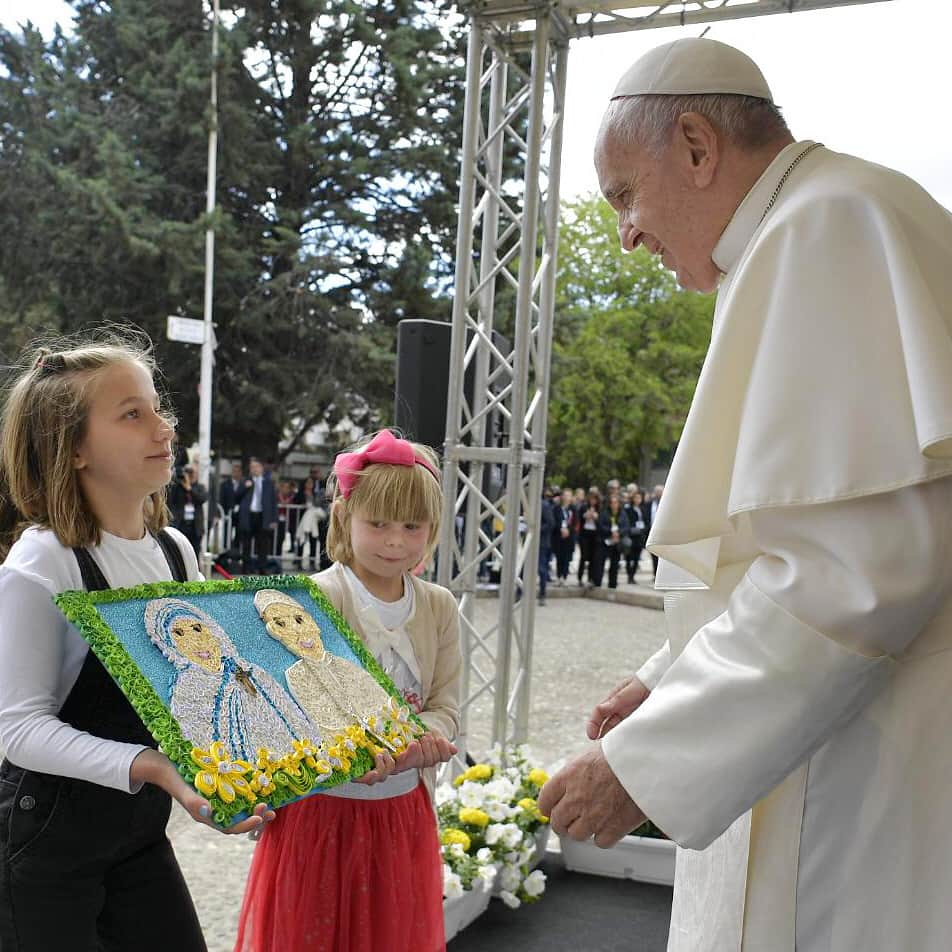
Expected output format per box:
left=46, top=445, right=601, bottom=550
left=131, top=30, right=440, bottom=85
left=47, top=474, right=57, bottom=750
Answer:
left=0, top=0, right=465, bottom=460
left=546, top=194, right=714, bottom=487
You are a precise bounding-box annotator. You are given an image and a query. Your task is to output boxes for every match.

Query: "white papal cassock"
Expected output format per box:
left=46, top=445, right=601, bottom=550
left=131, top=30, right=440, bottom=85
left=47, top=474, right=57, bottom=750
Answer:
left=602, top=140, right=952, bottom=951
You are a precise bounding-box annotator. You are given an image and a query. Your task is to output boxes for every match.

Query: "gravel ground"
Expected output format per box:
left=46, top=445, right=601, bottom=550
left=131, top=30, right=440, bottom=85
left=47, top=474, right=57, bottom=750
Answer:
left=168, top=588, right=667, bottom=951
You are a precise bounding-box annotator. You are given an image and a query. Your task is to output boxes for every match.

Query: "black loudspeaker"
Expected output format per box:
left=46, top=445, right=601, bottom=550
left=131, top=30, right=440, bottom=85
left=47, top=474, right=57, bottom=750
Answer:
left=394, top=320, right=453, bottom=451
left=394, top=319, right=509, bottom=459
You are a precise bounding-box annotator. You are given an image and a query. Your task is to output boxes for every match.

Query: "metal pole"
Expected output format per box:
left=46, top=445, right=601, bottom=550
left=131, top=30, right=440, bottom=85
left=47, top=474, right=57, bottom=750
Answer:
left=513, top=41, right=569, bottom=741
left=437, top=24, right=485, bottom=764
left=492, top=15, right=551, bottom=746
left=438, top=22, right=483, bottom=591
left=198, top=0, right=220, bottom=555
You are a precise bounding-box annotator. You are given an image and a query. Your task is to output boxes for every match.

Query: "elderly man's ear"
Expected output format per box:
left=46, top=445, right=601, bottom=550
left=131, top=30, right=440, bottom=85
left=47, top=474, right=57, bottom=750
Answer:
left=674, top=112, right=719, bottom=188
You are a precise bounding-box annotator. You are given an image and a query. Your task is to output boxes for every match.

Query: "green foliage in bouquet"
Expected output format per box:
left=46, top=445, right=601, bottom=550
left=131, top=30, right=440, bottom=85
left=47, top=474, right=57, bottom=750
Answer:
left=436, top=745, right=550, bottom=908
left=631, top=819, right=669, bottom=839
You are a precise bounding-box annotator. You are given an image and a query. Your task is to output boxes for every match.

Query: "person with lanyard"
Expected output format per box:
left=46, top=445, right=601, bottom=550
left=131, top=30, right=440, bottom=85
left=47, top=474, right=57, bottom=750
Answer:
left=622, top=488, right=647, bottom=584
left=0, top=335, right=273, bottom=951
left=236, top=428, right=460, bottom=952
left=237, top=457, right=276, bottom=574
left=596, top=492, right=630, bottom=590
left=167, top=462, right=207, bottom=560
left=540, top=38, right=952, bottom=952
left=554, top=487, right=577, bottom=586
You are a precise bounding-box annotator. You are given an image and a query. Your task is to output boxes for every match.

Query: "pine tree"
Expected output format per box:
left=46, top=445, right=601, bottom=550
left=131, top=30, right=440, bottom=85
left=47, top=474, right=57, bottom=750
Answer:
left=0, top=0, right=466, bottom=460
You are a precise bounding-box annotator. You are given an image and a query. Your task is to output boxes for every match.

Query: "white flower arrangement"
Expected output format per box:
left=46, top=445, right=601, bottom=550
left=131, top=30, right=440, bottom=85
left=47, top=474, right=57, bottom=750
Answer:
left=437, top=744, right=550, bottom=908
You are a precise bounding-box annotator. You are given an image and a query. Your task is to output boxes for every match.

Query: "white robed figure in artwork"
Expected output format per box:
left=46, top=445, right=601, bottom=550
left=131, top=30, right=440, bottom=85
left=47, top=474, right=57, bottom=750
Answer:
left=145, top=597, right=315, bottom=761
left=253, top=589, right=401, bottom=746
left=539, top=37, right=952, bottom=952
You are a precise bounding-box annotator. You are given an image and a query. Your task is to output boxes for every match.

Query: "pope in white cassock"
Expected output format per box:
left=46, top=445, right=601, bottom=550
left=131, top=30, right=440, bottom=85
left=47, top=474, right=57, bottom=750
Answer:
left=538, top=38, right=952, bottom=952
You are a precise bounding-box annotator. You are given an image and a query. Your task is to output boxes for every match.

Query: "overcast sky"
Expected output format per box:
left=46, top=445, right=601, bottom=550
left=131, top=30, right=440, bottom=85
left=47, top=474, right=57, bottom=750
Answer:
left=4, top=0, right=950, bottom=209
left=561, top=0, right=951, bottom=209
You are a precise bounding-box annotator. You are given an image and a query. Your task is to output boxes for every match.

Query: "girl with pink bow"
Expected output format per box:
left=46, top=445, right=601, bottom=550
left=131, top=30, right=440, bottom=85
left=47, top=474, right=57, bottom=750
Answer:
left=236, top=429, right=461, bottom=952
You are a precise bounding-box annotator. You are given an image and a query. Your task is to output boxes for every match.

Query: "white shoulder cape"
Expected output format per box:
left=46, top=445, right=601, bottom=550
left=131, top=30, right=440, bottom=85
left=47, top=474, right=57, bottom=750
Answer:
left=649, top=147, right=952, bottom=584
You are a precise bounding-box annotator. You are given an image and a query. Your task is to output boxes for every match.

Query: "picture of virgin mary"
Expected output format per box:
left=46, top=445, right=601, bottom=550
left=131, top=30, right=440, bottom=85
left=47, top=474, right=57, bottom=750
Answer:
left=253, top=589, right=395, bottom=744
left=144, top=597, right=316, bottom=761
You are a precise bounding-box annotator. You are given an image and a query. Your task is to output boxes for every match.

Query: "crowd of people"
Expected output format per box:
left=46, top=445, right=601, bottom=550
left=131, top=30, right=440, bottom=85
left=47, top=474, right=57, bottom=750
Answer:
left=167, top=457, right=331, bottom=575
left=168, top=459, right=666, bottom=601
left=537, top=480, right=664, bottom=604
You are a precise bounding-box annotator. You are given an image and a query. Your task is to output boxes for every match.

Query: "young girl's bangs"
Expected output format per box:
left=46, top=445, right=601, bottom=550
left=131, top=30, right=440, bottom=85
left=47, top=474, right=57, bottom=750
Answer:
left=350, top=462, right=442, bottom=532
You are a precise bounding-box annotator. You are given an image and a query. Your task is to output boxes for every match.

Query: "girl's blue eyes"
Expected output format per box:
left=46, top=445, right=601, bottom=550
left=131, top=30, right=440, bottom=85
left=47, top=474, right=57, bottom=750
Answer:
left=125, top=407, right=163, bottom=420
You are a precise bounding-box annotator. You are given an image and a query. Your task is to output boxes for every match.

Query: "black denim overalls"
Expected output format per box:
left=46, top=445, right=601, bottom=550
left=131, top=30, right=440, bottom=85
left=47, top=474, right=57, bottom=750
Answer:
left=0, top=532, right=207, bottom=951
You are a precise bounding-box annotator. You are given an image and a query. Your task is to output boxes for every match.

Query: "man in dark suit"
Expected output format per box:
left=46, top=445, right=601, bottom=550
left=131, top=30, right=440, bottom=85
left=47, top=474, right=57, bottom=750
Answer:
left=237, top=457, right=277, bottom=574
left=218, top=461, right=244, bottom=549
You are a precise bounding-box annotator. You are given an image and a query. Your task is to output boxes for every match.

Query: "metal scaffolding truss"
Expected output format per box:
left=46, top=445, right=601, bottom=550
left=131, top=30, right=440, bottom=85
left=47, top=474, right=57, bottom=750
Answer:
left=464, top=0, right=892, bottom=47
left=436, top=0, right=892, bottom=757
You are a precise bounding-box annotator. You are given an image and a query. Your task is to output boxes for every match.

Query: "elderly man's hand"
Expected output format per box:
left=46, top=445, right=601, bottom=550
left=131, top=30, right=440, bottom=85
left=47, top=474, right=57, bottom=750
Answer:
left=538, top=746, right=645, bottom=848
left=586, top=675, right=650, bottom=740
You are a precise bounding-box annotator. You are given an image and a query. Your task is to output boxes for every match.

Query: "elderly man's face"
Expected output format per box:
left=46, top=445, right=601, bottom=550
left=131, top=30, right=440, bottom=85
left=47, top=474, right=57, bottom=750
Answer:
left=595, top=128, right=721, bottom=294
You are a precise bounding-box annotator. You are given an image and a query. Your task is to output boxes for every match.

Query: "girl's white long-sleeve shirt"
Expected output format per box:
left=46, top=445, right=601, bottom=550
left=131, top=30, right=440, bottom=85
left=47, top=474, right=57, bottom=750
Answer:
left=0, top=526, right=199, bottom=793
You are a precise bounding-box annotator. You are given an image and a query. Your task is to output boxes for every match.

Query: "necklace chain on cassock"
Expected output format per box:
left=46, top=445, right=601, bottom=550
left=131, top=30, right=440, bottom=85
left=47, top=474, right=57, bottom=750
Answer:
left=760, top=142, right=824, bottom=223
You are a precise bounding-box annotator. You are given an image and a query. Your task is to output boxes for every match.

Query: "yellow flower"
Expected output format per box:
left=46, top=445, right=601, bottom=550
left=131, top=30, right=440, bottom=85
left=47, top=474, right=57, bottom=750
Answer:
left=326, top=745, right=352, bottom=773
left=458, top=807, right=490, bottom=828
left=255, top=747, right=277, bottom=771
left=190, top=741, right=256, bottom=804
left=518, top=797, right=538, bottom=813
left=441, top=828, right=472, bottom=851
left=453, top=774, right=466, bottom=787
left=527, top=768, right=549, bottom=786
left=291, top=739, right=320, bottom=769
left=250, top=771, right=276, bottom=797
left=464, top=763, right=493, bottom=782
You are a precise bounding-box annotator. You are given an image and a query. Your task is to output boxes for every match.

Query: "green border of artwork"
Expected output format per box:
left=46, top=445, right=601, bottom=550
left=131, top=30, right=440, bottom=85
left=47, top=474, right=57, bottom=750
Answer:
left=54, top=573, right=427, bottom=827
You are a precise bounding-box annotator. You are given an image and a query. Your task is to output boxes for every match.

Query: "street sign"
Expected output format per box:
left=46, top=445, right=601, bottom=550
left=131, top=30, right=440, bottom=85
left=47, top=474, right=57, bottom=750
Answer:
left=166, top=315, right=206, bottom=345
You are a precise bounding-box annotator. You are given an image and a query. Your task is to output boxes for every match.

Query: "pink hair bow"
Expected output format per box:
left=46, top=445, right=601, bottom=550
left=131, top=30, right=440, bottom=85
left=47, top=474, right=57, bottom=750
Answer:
left=334, top=430, right=440, bottom=499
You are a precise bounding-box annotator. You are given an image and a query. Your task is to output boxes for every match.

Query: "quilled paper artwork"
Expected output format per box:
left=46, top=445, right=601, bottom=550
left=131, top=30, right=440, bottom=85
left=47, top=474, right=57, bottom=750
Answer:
left=55, top=575, right=425, bottom=826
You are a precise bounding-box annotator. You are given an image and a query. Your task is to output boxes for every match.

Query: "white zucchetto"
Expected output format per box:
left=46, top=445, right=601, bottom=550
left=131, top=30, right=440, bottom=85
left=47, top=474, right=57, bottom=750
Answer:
left=611, top=38, right=773, bottom=102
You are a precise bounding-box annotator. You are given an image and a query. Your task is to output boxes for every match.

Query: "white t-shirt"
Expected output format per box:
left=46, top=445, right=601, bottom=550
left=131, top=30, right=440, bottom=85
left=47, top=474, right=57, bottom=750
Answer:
left=0, top=525, right=200, bottom=792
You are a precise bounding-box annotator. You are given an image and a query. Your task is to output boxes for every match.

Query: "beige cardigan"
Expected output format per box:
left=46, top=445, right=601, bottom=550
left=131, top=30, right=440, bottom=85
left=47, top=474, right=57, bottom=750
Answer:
left=311, top=563, right=461, bottom=798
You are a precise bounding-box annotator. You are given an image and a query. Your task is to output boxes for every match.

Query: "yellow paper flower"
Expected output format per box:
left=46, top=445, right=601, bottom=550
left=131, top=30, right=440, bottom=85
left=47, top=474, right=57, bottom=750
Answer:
left=458, top=807, right=490, bottom=828
left=255, top=747, right=277, bottom=771
left=250, top=771, right=276, bottom=797
left=326, top=744, right=352, bottom=773
left=464, top=763, right=493, bottom=782
left=291, top=739, right=320, bottom=769
left=441, top=828, right=472, bottom=851
left=190, top=742, right=256, bottom=804
left=527, top=768, right=549, bottom=786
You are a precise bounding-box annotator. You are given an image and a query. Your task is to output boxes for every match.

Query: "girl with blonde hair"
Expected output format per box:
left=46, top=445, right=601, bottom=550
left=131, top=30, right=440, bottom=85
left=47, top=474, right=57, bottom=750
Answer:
left=237, top=428, right=461, bottom=952
left=0, top=332, right=272, bottom=951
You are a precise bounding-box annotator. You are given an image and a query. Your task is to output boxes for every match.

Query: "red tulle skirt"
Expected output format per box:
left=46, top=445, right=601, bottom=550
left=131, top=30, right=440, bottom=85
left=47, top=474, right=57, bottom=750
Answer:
left=234, top=783, right=446, bottom=952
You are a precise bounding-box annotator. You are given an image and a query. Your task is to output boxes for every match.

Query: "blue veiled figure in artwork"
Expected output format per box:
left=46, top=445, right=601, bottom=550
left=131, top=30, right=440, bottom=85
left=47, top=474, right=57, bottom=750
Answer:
left=144, top=597, right=317, bottom=761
